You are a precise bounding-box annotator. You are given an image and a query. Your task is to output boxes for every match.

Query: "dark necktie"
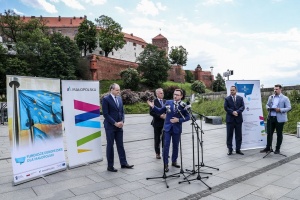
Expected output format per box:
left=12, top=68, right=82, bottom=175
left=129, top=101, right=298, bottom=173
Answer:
left=174, top=102, right=178, bottom=112
left=115, top=96, right=119, bottom=107
left=159, top=99, right=163, bottom=106
left=233, top=96, right=236, bottom=106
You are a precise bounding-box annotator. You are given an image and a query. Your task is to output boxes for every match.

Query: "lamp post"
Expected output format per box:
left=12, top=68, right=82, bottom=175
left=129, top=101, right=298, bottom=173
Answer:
left=223, top=69, right=233, bottom=80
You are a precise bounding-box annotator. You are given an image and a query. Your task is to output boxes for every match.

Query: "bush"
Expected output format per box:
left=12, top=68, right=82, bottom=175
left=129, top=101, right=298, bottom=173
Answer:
left=164, top=85, right=180, bottom=100
left=184, top=70, right=194, bottom=83
left=138, top=90, right=154, bottom=102
left=191, top=80, right=206, bottom=94
left=120, top=89, right=140, bottom=105
left=120, top=68, right=140, bottom=90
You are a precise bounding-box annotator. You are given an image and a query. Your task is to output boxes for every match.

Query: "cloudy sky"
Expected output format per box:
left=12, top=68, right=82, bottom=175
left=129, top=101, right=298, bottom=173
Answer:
left=1, top=0, right=300, bottom=87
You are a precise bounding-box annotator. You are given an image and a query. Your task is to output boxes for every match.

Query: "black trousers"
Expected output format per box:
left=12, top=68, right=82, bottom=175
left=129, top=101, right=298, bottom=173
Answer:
left=266, top=116, right=284, bottom=150
left=226, top=121, right=242, bottom=151
left=153, top=126, right=164, bottom=154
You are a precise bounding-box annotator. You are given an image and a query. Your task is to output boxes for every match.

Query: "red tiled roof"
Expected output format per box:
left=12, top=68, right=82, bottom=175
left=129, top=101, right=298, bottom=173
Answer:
left=123, top=33, right=147, bottom=44
left=21, top=16, right=86, bottom=28
left=152, top=33, right=167, bottom=40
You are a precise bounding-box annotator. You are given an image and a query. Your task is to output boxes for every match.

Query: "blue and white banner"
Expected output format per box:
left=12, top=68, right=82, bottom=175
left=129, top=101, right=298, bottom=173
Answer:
left=226, top=80, right=266, bottom=150
left=61, top=80, right=103, bottom=168
left=6, top=76, right=66, bottom=185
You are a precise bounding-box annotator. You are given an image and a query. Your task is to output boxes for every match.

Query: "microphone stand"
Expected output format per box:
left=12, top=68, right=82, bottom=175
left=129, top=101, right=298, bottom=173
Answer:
left=179, top=109, right=211, bottom=190
left=146, top=105, right=180, bottom=188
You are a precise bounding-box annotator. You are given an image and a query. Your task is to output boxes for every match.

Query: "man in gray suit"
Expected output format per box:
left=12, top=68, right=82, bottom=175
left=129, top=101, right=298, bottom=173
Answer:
left=260, top=84, right=291, bottom=154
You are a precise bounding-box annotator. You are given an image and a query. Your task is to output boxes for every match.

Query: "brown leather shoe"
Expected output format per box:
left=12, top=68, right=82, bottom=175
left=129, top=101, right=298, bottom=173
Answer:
left=156, top=154, right=161, bottom=159
left=171, top=162, right=180, bottom=168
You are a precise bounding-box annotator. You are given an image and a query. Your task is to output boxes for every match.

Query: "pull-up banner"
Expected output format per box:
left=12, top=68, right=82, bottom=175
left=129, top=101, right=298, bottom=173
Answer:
left=6, top=75, right=66, bottom=185
left=226, top=80, right=266, bottom=150
left=61, top=80, right=103, bottom=168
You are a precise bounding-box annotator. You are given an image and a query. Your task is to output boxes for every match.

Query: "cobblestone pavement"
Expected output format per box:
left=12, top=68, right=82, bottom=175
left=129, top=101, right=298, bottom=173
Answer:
left=0, top=114, right=300, bottom=200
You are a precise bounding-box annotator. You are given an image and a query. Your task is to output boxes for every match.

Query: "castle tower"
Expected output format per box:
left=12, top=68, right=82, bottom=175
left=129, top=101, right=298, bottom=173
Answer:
left=152, top=34, right=169, bottom=54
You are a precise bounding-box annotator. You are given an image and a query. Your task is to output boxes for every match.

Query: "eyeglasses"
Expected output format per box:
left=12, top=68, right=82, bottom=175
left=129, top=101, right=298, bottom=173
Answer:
left=173, top=94, right=181, bottom=96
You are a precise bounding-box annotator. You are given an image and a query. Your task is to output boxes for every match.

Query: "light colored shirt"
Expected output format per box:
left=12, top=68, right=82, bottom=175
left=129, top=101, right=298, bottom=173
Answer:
left=271, top=95, right=280, bottom=116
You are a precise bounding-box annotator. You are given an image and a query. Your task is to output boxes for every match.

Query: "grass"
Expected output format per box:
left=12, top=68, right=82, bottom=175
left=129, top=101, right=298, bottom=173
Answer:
left=191, top=97, right=300, bottom=135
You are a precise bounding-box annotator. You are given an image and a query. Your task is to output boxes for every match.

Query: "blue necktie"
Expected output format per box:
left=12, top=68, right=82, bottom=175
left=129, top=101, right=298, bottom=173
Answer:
left=115, top=96, right=119, bottom=107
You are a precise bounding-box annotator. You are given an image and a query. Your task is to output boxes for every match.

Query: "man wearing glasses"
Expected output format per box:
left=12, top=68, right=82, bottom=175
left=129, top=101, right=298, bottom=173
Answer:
left=147, top=89, right=190, bottom=172
left=224, top=86, right=245, bottom=155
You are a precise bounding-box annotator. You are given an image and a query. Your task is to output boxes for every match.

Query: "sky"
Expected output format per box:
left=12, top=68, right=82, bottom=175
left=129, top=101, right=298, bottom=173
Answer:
left=1, top=0, right=300, bottom=88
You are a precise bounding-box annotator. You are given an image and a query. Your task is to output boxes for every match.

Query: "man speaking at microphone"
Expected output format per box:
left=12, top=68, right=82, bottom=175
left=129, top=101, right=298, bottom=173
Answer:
left=260, top=84, right=291, bottom=154
left=147, top=89, right=190, bottom=172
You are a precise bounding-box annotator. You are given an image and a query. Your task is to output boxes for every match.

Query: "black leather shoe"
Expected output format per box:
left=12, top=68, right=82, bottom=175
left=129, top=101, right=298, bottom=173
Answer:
left=274, top=149, right=280, bottom=154
left=107, top=167, right=118, bottom=172
left=227, top=150, right=233, bottom=155
left=236, top=150, right=244, bottom=155
left=260, top=148, right=270, bottom=153
left=156, top=154, right=161, bottom=159
left=171, top=162, right=180, bottom=168
left=121, top=164, right=134, bottom=169
left=164, top=165, right=169, bottom=172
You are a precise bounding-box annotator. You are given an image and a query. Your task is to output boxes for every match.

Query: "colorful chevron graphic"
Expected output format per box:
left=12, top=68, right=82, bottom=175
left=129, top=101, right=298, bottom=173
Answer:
left=259, top=116, right=266, bottom=133
left=74, top=100, right=101, bottom=153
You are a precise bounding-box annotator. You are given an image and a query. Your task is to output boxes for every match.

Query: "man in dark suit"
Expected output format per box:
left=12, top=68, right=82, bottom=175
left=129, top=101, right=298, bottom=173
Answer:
left=150, top=88, right=166, bottom=159
left=102, top=83, right=133, bottom=172
left=224, top=85, right=245, bottom=155
left=148, top=89, right=190, bottom=172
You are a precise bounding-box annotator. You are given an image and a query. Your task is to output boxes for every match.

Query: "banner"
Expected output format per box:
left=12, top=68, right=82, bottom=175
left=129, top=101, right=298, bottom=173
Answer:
left=226, top=80, right=266, bottom=150
left=61, top=80, right=103, bottom=168
left=6, top=76, right=66, bottom=185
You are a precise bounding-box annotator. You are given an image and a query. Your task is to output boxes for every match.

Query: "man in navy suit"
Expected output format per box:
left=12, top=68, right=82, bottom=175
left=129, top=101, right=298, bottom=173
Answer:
left=102, top=83, right=133, bottom=172
left=150, top=88, right=166, bottom=159
left=260, top=84, right=291, bottom=154
left=148, top=89, right=190, bottom=172
left=224, top=85, right=245, bottom=155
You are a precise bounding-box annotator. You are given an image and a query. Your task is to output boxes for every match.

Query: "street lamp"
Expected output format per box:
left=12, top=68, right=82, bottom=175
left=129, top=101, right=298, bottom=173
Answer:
left=223, top=69, right=233, bottom=80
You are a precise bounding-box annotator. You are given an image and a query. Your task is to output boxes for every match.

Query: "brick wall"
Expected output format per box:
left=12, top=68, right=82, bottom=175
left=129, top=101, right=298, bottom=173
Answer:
left=90, top=55, right=138, bottom=80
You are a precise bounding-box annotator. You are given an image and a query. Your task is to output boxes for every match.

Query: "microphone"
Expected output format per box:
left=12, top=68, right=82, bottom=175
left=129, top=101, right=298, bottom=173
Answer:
left=185, top=101, right=191, bottom=111
left=179, top=101, right=186, bottom=108
left=165, top=104, right=171, bottom=113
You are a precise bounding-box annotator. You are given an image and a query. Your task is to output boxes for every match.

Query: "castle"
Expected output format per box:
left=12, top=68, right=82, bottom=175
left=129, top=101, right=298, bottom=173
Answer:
left=1, top=15, right=214, bottom=88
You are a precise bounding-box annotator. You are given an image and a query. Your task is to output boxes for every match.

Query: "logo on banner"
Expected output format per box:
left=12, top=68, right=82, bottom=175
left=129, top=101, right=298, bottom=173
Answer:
left=67, top=87, right=96, bottom=91
left=15, top=156, right=26, bottom=165
left=74, top=100, right=101, bottom=153
left=235, top=82, right=254, bottom=97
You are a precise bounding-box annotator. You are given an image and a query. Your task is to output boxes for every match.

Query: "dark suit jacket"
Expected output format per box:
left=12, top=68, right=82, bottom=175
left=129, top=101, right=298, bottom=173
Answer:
left=224, top=95, right=245, bottom=123
left=102, top=94, right=124, bottom=130
left=152, top=100, right=190, bottom=134
left=150, top=98, right=166, bottom=128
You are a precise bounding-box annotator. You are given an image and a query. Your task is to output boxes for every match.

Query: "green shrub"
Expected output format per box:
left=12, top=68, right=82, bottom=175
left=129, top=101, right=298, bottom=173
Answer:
left=191, top=80, right=206, bottom=94
left=120, top=68, right=140, bottom=91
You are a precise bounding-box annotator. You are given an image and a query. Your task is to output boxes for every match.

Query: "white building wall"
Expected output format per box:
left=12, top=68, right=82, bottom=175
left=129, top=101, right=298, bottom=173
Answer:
left=89, top=40, right=145, bottom=62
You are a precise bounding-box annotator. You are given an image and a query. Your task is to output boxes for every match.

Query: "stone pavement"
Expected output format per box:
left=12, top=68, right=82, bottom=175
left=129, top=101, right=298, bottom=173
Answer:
left=0, top=114, right=300, bottom=200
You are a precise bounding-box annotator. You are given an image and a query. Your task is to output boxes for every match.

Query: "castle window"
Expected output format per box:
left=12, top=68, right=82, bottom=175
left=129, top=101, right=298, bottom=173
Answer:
left=112, top=52, right=114, bottom=55
left=99, top=51, right=103, bottom=55
left=133, top=42, right=136, bottom=46
left=135, top=52, right=136, bottom=57
left=142, top=45, right=144, bottom=48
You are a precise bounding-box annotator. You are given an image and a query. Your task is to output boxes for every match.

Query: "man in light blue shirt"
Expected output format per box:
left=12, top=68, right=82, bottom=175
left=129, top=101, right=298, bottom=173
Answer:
left=260, top=84, right=291, bottom=154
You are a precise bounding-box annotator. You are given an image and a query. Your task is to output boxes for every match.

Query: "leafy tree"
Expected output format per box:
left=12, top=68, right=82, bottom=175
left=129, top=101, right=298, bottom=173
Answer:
left=169, top=45, right=188, bottom=66
left=212, top=73, right=226, bottom=92
left=120, top=68, right=140, bottom=90
left=38, top=33, right=79, bottom=79
left=75, top=19, right=97, bottom=57
left=95, top=15, right=125, bottom=57
left=191, top=80, right=206, bottom=94
left=0, top=9, right=22, bottom=42
left=185, top=70, right=194, bottom=83
left=136, top=44, right=170, bottom=87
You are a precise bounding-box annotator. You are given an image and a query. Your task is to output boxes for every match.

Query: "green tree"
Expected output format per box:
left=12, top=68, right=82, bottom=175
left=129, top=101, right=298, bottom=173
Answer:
left=38, top=33, right=79, bottom=79
left=120, top=68, right=140, bottom=90
left=136, top=44, right=170, bottom=87
left=0, top=9, right=22, bottom=42
left=191, top=80, right=206, bottom=94
left=212, top=73, right=226, bottom=92
left=75, top=19, right=97, bottom=57
left=169, top=45, right=188, bottom=66
left=95, top=15, right=125, bottom=57
left=184, top=70, right=194, bottom=83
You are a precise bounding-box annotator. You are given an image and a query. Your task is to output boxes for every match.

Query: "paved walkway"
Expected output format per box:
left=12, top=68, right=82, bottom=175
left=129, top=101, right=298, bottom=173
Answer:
left=0, top=114, right=300, bottom=200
